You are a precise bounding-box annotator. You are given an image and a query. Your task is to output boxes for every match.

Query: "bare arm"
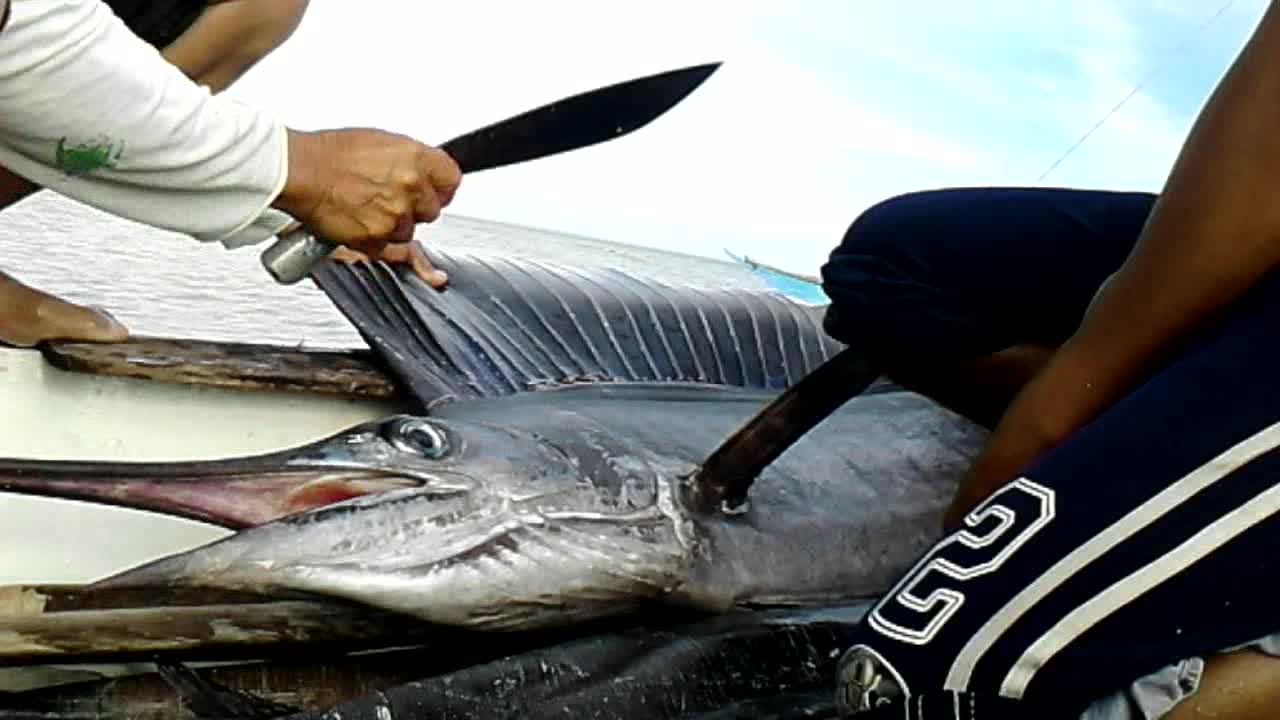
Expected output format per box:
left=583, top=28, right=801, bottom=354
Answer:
left=0, top=0, right=458, bottom=268
left=946, top=0, right=1280, bottom=526
left=0, top=0, right=293, bottom=245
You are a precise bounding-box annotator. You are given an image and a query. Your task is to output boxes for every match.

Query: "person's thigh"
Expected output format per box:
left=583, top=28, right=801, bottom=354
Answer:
left=834, top=265, right=1280, bottom=719
left=820, top=187, right=1157, bottom=358
left=1161, top=650, right=1280, bottom=720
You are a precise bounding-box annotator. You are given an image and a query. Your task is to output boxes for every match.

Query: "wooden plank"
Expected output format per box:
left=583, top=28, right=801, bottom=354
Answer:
left=0, top=583, right=672, bottom=669
left=0, top=637, right=583, bottom=719
left=40, top=337, right=402, bottom=400
left=0, top=602, right=442, bottom=666
left=0, top=583, right=441, bottom=666
left=1, top=585, right=294, bottom=616
left=1, top=648, right=447, bottom=720
left=0, top=583, right=605, bottom=669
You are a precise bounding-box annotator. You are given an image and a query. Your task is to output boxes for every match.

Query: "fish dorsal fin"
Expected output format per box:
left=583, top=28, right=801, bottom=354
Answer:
left=312, top=250, right=845, bottom=407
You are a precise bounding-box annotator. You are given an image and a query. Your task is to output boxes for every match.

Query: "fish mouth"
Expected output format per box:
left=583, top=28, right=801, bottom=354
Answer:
left=0, top=452, right=421, bottom=530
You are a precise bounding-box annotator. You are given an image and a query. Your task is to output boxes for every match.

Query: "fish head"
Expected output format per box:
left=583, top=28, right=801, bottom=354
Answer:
left=0, top=411, right=622, bottom=530
left=364, top=408, right=676, bottom=516
left=81, top=407, right=693, bottom=629
left=288, top=410, right=640, bottom=503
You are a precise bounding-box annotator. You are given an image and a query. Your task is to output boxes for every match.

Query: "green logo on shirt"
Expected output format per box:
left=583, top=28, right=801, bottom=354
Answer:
left=55, top=136, right=124, bottom=176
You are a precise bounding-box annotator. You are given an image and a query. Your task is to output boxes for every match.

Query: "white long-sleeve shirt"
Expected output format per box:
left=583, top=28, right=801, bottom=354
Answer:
left=0, top=0, right=293, bottom=248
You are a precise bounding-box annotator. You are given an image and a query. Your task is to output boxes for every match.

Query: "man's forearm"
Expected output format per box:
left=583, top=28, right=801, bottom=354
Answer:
left=1037, top=0, right=1280, bottom=431
left=945, top=1, right=1280, bottom=525
left=0, top=0, right=292, bottom=247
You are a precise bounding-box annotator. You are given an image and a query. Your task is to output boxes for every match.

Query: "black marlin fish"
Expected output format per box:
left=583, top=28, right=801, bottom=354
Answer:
left=0, top=252, right=988, bottom=631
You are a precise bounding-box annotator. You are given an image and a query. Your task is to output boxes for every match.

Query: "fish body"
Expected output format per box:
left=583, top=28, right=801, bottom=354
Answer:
left=72, top=383, right=984, bottom=630
left=0, top=252, right=987, bottom=631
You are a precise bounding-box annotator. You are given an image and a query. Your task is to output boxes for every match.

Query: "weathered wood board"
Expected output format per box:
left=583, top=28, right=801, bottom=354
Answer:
left=0, top=585, right=439, bottom=667
left=40, top=337, right=401, bottom=400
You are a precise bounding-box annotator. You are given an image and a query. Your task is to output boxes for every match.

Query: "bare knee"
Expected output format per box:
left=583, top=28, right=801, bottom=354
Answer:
left=819, top=190, right=973, bottom=355
left=225, top=0, right=310, bottom=60
left=162, top=0, right=311, bottom=92
left=1165, top=650, right=1280, bottom=720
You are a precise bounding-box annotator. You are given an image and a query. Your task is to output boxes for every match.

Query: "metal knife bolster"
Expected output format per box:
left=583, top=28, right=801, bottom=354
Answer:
left=260, top=227, right=337, bottom=285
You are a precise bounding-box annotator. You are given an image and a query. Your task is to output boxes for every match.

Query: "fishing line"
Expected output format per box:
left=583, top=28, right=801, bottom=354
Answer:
left=1035, top=0, right=1240, bottom=183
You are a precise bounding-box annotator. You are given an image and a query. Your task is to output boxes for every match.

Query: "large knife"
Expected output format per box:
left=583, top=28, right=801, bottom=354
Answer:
left=262, top=62, right=721, bottom=284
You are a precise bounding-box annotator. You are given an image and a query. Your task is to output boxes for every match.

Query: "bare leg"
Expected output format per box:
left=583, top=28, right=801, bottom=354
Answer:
left=0, top=0, right=310, bottom=346
left=881, top=344, right=1055, bottom=429
left=161, top=0, right=310, bottom=93
left=1166, top=651, right=1280, bottom=720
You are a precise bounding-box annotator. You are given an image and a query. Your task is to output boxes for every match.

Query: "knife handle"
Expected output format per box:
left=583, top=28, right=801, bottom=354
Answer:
left=260, top=226, right=338, bottom=284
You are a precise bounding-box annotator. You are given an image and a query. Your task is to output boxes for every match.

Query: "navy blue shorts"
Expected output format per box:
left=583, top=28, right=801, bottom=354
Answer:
left=104, top=0, right=208, bottom=49
left=822, top=188, right=1280, bottom=718
left=821, top=187, right=1156, bottom=358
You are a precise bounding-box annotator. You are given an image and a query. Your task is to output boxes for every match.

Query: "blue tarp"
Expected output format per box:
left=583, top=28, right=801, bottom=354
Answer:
left=724, top=250, right=830, bottom=305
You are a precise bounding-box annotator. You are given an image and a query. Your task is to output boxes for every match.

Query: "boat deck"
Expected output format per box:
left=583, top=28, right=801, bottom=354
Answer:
left=0, top=338, right=411, bottom=591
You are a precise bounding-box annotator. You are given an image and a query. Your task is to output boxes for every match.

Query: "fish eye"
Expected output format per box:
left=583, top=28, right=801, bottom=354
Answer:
left=385, top=418, right=450, bottom=459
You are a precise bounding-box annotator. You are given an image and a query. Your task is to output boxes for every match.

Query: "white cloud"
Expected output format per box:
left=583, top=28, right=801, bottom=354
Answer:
left=221, top=1, right=1264, bottom=274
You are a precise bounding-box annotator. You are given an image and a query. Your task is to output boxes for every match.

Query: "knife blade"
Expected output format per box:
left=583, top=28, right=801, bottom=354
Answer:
left=262, top=62, right=721, bottom=284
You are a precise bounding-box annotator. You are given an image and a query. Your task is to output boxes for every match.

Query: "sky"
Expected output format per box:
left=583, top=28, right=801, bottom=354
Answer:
left=225, top=1, right=1267, bottom=275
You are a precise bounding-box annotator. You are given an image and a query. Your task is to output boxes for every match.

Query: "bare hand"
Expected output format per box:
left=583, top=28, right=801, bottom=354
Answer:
left=332, top=243, right=447, bottom=288
left=272, top=127, right=461, bottom=285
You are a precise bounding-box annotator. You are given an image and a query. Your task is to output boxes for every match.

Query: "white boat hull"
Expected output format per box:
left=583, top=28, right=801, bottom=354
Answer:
left=0, top=344, right=405, bottom=587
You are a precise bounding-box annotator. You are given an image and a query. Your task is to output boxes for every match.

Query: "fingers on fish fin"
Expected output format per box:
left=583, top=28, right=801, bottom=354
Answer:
left=312, top=256, right=467, bottom=410
left=154, top=660, right=301, bottom=720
